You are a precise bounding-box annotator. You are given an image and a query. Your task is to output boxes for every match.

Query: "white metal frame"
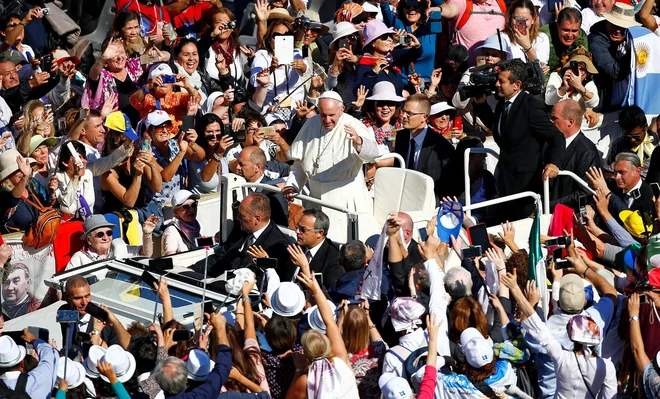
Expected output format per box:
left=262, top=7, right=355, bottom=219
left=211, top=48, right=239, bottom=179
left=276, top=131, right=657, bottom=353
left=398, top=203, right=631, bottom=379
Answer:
left=375, top=153, right=406, bottom=168
left=543, top=170, right=597, bottom=213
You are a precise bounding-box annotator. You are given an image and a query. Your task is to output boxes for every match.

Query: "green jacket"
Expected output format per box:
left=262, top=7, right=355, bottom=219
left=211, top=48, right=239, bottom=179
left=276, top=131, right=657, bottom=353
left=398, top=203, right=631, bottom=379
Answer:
left=541, top=23, right=589, bottom=76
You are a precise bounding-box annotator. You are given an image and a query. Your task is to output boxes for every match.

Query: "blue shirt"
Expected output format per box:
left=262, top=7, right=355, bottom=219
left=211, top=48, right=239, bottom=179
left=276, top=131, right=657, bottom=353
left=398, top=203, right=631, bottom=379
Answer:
left=0, top=340, right=58, bottom=399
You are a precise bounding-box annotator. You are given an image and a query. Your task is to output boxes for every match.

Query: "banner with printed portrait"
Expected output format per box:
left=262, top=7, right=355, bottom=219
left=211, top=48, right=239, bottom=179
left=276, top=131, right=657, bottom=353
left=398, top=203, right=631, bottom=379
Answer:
left=1, top=240, right=56, bottom=320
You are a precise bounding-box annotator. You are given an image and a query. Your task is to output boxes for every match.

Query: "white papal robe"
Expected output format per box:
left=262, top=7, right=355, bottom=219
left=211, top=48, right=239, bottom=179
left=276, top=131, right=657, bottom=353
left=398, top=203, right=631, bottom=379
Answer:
left=285, top=112, right=379, bottom=241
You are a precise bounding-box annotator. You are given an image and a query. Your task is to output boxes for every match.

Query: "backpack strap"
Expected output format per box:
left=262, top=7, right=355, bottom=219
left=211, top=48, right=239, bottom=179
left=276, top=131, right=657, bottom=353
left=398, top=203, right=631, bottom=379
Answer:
left=15, top=373, right=29, bottom=393
left=387, top=345, right=413, bottom=364
left=472, top=380, right=499, bottom=399
left=0, top=379, right=12, bottom=396
left=455, top=0, right=506, bottom=31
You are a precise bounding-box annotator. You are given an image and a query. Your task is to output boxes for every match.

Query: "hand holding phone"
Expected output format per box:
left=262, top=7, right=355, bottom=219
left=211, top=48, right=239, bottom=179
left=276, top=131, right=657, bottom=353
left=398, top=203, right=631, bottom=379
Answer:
left=84, top=302, right=109, bottom=322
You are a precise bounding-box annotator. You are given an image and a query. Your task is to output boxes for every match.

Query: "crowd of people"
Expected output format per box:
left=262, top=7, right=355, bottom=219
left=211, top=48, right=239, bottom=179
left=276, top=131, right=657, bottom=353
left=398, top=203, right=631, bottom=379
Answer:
left=0, top=0, right=659, bottom=397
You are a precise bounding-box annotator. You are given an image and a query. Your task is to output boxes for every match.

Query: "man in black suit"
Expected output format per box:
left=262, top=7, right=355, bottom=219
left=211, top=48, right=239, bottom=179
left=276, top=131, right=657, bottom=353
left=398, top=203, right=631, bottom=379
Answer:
left=286, top=209, right=343, bottom=287
left=190, top=193, right=292, bottom=279
left=587, top=153, right=655, bottom=224
left=394, top=94, right=455, bottom=204
left=547, top=99, right=602, bottom=211
left=236, top=146, right=289, bottom=226
left=490, top=59, right=566, bottom=219
left=58, top=276, right=131, bottom=349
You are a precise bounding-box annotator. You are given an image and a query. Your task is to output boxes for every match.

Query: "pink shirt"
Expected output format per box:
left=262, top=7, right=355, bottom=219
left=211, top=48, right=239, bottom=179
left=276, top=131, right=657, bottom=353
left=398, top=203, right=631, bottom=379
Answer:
left=448, top=0, right=506, bottom=64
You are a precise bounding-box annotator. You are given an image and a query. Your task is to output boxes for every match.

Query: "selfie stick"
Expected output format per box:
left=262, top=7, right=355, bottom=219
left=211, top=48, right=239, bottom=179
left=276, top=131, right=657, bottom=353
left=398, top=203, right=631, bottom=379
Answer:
left=497, top=29, right=504, bottom=55
left=201, top=247, right=210, bottom=317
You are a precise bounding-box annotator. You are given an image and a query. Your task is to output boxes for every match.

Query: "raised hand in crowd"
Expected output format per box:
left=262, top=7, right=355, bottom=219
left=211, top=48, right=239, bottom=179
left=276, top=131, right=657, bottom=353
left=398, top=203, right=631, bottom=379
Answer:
left=352, top=85, right=369, bottom=110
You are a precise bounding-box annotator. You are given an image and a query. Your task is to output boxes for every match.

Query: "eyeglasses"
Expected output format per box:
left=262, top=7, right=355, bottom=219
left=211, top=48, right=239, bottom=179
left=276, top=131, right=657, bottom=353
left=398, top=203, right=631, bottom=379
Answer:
left=272, top=32, right=293, bottom=38
left=375, top=101, right=398, bottom=108
left=5, top=22, right=19, bottom=28
left=180, top=202, right=198, bottom=211
left=94, top=230, right=114, bottom=239
left=153, top=125, right=172, bottom=133
left=401, top=110, right=426, bottom=116
left=295, top=224, right=317, bottom=233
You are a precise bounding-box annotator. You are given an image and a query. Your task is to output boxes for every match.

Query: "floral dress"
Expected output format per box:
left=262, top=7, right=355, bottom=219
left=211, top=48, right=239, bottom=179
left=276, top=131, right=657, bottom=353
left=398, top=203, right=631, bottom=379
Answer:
left=82, top=57, right=143, bottom=111
left=348, top=339, right=388, bottom=399
left=363, top=119, right=402, bottom=153
left=130, top=90, right=202, bottom=134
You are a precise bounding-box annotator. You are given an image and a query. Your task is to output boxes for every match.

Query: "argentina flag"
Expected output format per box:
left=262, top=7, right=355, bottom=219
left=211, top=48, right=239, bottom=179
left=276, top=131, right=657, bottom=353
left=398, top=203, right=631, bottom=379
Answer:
left=625, top=26, right=660, bottom=115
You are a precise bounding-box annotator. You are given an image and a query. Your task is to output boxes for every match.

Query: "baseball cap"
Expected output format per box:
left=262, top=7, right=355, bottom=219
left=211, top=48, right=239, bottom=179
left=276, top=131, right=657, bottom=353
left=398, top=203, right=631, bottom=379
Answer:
left=0, top=50, right=27, bottom=66
left=436, top=200, right=464, bottom=243
left=558, top=273, right=586, bottom=314
left=145, top=110, right=172, bottom=129
left=52, top=49, right=81, bottom=66
left=104, top=111, right=138, bottom=140
left=171, top=190, right=200, bottom=209
left=647, top=235, right=660, bottom=270
left=379, top=373, right=413, bottom=399
left=148, top=63, right=174, bottom=81
left=620, top=210, right=653, bottom=238
left=460, top=327, right=493, bottom=368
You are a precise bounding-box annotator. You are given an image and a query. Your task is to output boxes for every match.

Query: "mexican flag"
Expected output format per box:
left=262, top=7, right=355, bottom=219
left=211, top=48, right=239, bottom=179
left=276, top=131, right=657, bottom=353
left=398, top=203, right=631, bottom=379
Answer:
left=529, top=206, right=549, bottom=318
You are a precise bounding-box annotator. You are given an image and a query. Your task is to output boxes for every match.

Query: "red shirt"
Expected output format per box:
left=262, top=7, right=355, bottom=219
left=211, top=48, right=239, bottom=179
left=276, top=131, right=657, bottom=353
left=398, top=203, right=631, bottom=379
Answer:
left=115, top=0, right=172, bottom=36
left=172, top=2, right=213, bottom=29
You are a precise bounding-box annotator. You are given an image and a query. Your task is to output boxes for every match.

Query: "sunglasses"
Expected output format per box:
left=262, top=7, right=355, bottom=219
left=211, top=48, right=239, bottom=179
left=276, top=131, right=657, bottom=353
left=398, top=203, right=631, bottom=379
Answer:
left=205, top=133, right=223, bottom=141
left=180, top=202, right=198, bottom=210
left=94, top=230, right=114, bottom=239
left=378, top=33, right=395, bottom=41
left=272, top=32, right=293, bottom=38
left=375, top=101, right=398, bottom=107
left=351, top=13, right=369, bottom=24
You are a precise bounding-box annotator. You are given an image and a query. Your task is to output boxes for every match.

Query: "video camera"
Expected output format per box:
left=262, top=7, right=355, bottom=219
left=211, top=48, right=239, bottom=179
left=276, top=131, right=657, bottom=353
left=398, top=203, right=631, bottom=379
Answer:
left=457, top=59, right=546, bottom=101
left=295, top=17, right=323, bottom=31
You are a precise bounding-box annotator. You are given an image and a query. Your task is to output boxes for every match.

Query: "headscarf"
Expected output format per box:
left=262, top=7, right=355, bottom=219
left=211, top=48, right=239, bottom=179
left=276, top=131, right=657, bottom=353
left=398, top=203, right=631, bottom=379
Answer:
left=307, top=358, right=342, bottom=399
left=390, top=297, right=425, bottom=333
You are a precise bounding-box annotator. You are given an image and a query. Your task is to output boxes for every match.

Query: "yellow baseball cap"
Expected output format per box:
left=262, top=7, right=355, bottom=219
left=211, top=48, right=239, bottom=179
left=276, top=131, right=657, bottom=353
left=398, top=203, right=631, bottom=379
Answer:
left=620, top=210, right=653, bottom=238
left=104, top=111, right=138, bottom=140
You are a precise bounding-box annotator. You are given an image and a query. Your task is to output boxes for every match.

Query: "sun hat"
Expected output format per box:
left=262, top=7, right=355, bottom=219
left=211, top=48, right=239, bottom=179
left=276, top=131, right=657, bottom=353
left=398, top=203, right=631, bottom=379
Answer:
left=477, top=34, right=513, bottom=60
left=460, top=327, right=494, bottom=368
left=362, top=2, right=380, bottom=14
left=390, top=297, right=426, bottom=333
left=100, top=345, right=136, bottom=383
left=295, top=10, right=330, bottom=35
left=558, top=273, right=586, bottom=314
left=307, top=299, right=338, bottom=331
left=271, top=282, right=306, bottom=317
left=84, top=345, right=107, bottom=379
left=145, top=110, right=172, bottom=129
left=186, top=349, right=215, bottom=381
left=603, top=2, right=641, bottom=28
left=0, top=336, right=26, bottom=368
left=202, top=91, right=225, bottom=114
left=265, top=114, right=286, bottom=126
left=319, top=90, right=343, bottom=103
left=330, top=22, right=359, bottom=49
left=148, top=63, right=174, bottom=81
left=57, top=358, right=87, bottom=389
left=268, top=7, right=294, bottom=22
left=362, top=19, right=395, bottom=47
left=430, top=102, right=456, bottom=116
left=567, top=314, right=601, bottom=345
left=379, top=373, right=413, bottom=399
left=0, top=149, right=37, bottom=182
left=561, top=46, right=599, bottom=74
left=436, top=200, right=464, bottom=243
left=28, top=135, right=58, bottom=155
left=52, top=48, right=81, bottom=66
left=81, top=214, right=117, bottom=240
left=104, top=111, right=138, bottom=140
left=171, top=189, right=201, bottom=209
left=366, top=81, right=405, bottom=102
left=335, top=3, right=365, bottom=23
left=620, top=210, right=653, bottom=238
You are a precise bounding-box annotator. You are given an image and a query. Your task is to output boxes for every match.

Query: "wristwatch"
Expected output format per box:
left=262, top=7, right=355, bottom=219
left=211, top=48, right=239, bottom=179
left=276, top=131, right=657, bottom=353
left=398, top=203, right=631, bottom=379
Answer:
left=213, top=152, right=223, bottom=162
left=90, top=330, right=100, bottom=336
left=630, top=315, right=640, bottom=322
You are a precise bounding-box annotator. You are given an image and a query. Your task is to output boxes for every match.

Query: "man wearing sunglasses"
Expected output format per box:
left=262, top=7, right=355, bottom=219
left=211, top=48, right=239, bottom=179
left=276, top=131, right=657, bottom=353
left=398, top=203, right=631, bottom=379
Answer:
left=66, top=214, right=158, bottom=269
left=605, top=105, right=657, bottom=180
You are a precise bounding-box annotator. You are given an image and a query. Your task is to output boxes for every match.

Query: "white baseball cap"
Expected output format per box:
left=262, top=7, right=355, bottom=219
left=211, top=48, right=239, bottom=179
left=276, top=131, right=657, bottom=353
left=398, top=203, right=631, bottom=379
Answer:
left=460, top=327, right=493, bottom=368
left=171, top=189, right=201, bottom=209
left=379, top=373, right=413, bottom=399
left=145, top=110, right=172, bottom=129
left=148, top=63, right=174, bottom=81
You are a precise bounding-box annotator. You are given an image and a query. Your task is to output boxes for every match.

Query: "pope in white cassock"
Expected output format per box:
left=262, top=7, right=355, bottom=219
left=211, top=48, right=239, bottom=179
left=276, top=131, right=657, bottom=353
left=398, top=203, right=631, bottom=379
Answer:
left=283, top=91, right=379, bottom=241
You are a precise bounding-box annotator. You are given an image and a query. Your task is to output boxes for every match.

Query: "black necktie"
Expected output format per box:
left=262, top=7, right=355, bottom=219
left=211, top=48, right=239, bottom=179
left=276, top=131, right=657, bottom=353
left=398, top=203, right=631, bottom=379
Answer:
left=407, top=137, right=416, bottom=169
left=500, top=101, right=511, bottom=132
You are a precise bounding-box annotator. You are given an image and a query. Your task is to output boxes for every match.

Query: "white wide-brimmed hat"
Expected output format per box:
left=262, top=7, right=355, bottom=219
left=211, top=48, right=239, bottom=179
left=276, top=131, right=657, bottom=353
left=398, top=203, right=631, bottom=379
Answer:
left=186, top=349, right=215, bottom=381
left=0, top=149, right=37, bottom=183
left=84, top=345, right=107, bottom=379
left=99, top=345, right=136, bottom=383
left=366, top=81, right=405, bottom=102
left=330, top=22, right=359, bottom=49
left=0, top=336, right=26, bottom=368
left=307, top=299, right=337, bottom=331
left=603, top=2, right=641, bottom=28
left=271, top=282, right=306, bottom=317
left=430, top=102, right=456, bottom=116
left=57, top=358, right=87, bottom=389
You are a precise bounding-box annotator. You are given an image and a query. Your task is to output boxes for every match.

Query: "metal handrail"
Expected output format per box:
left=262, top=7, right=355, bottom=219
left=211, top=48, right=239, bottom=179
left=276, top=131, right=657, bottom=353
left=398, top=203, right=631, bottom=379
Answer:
left=464, top=147, right=500, bottom=218
left=462, top=191, right=544, bottom=215
left=375, top=153, right=406, bottom=169
left=542, top=170, right=597, bottom=213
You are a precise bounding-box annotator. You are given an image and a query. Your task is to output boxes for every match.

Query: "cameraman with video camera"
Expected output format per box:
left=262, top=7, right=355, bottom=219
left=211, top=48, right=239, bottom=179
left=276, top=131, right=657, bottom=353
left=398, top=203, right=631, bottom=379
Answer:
left=293, top=10, right=332, bottom=92
left=452, top=34, right=511, bottom=134
left=488, top=58, right=566, bottom=220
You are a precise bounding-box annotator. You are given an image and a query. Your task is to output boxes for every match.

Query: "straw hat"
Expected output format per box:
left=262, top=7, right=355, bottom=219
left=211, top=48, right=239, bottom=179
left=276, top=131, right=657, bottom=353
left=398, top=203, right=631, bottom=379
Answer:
left=57, top=358, right=87, bottom=389
left=603, top=2, right=641, bottom=28
left=0, top=149, right=37, bottom=182
left=561, top=46, right=599, bottom=74
left=330, top=22, right=359, bottom=49
left=84, top=345, right=107, bottom=379
left=268, top=8, right=294, bottom=22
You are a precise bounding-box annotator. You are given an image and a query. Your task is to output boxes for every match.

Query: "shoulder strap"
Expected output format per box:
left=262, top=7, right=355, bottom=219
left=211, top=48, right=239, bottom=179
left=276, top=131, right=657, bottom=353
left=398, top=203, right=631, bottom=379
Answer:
left=169, top=222, right=197, bottom=250
left=15, top=373, right=28, bottom=393
left=387, top=345, right=413, bottom=363
left=472, top=380, right=499, bottom=399
left=456, top=0, right=473, bottom=31
left=0, top=379, right=12, bottom=396
left=574, top=352, right=600, bottom=399
left=23, top=189, right=46, bottom=212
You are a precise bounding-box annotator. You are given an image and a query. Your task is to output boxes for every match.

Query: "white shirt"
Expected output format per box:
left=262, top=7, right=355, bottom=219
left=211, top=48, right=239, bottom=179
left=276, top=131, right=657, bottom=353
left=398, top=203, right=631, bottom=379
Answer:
left=307, top=239, right=324, bottom=259
left=501, top=32, right=550, bottom=65
left=78, top=313, right=92, bottom=332
left=406, top=127, right=428, bottom=169
left=623, top=178, right=644, bottom=208
left=240, top=223, right=269, bottom=251
left=66, top=245, right=142, bottom=269
left=564, top=132, right=580, bottom=149
left=581, top=7, right=604, bottom=34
